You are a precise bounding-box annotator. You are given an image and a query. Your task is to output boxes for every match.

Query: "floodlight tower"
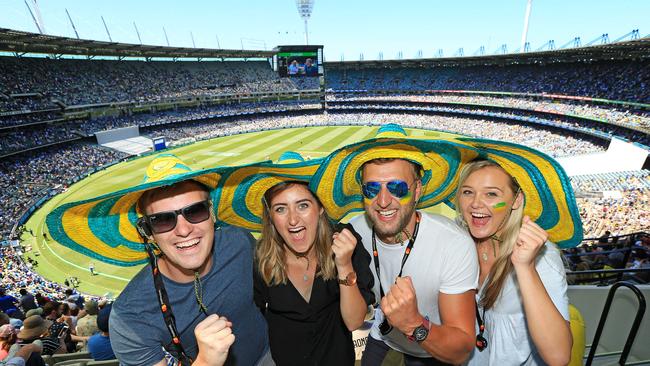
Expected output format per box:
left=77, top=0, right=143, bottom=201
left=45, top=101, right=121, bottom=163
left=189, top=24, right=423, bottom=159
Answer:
left=296, top=0, right=314, bottom=44
left=520, top=0, right=532, bottom=53
left=31, top=0, right=46, bottom=33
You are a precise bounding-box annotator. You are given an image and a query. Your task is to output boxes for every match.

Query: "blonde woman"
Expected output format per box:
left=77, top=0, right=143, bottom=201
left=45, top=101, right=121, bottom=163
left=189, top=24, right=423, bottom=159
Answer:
left=456, top=160, right=572, bottom=366
left=254, top=181, right=375, bottom=366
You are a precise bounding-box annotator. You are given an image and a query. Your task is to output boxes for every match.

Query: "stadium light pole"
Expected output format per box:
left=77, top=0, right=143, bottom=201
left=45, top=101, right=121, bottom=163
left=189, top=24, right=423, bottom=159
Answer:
left=65, top=9, right=80, bottom=39
left=30, top=0, right=46, bottom=34
left=520, top=0, right=532, bottom=53
left=296, top=0, right=314, bottom=45
left=24, top=0, right=42, bottom=34
left=133, top=22, right=143, bottom=45
left=163, top=27, right=170, bottom=46
left=101, top=16, right=113, bottom=42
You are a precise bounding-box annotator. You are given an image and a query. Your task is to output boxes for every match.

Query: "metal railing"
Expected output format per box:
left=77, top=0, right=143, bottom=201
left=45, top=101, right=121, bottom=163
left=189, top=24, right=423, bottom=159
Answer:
left=584, top=282, right=646, bottom=366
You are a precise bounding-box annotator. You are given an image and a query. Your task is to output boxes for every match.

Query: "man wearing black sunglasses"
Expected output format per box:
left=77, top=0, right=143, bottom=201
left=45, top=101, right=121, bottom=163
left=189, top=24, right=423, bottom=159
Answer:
left=350, top=158, right=478, bottom=366
left=109, top=177, right=271, bottom=366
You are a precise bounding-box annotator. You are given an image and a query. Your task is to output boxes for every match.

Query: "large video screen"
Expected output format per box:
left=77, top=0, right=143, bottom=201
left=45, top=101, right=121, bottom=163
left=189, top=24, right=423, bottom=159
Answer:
left=277, top=51, right=320, bottom=77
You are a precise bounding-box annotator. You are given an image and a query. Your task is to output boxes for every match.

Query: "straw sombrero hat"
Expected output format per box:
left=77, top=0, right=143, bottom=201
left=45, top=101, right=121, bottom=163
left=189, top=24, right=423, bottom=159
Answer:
left=310, top=127, right=583, bottom=248
left=309, top=125, right=473, bottom=223
left=45, top=154, right=223, bottom=266
left=213, top=152, right=324, bottom=231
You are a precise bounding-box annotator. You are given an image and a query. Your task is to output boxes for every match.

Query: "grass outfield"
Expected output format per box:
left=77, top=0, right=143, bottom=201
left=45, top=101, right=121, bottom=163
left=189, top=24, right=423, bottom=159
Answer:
left=22, top=125, right=459, bottom=297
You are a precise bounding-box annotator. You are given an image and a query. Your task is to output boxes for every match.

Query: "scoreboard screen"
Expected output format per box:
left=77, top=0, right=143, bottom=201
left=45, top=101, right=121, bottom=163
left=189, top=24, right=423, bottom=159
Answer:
left=153, top=137, right=167, bottom=151
left=274, top=45, right=323, bottom=77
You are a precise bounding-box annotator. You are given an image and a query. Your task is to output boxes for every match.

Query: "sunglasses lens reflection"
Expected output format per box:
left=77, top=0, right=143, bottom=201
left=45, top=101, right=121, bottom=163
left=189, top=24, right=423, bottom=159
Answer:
left=362, top=180, right=411, bottom=199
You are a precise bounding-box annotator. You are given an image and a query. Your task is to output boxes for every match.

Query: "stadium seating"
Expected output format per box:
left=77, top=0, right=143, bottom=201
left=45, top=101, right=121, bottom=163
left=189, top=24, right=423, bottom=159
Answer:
left=326, top=60, right=650, bottom=103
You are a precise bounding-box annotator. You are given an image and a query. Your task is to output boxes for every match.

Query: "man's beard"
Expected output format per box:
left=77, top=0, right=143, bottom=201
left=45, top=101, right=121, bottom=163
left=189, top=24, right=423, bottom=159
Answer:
left=367, top=198, right=417, bottom=242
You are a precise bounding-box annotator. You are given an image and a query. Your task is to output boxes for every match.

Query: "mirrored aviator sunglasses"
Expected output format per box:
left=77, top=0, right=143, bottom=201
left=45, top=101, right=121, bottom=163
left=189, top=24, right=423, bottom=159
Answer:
left=361, top=180, right=411, bottom=199
left=146, top=200, right=211, bottom=234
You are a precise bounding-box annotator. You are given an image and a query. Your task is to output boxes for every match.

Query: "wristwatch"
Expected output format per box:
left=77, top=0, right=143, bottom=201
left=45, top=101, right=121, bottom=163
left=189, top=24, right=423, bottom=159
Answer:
left=407, top=316, right=430, bottom=343
left=338, top=271, right=357, bottom=286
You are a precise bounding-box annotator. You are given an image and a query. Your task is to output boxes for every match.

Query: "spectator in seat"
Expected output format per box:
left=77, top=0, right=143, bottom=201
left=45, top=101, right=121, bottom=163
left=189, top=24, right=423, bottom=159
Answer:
left=87, top=304, right=115, bottom=361
left=13, top=315, right=65, bottom=357
left=0, top=324, right=18, bottom=360
left=0, top=290, right=21, bottom=319
left=76, top=300, right=99, bottom=338
left=18, top=290, right=37, bottom=313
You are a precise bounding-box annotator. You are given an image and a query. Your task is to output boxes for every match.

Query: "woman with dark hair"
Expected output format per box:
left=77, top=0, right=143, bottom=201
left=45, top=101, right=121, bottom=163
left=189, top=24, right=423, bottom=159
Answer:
left=254, top=181, right=374, bottom=365
left=456, top=160, right=572, bottom=365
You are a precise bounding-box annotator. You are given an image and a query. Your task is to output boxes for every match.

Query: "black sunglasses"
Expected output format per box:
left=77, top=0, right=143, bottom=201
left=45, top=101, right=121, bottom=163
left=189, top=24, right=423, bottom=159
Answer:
left=144, top=200, right=211, bottom=234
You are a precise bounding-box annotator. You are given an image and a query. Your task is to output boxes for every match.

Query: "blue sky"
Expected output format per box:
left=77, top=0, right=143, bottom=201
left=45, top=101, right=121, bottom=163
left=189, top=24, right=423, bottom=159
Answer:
left=0, top=0, right=648, bottom=60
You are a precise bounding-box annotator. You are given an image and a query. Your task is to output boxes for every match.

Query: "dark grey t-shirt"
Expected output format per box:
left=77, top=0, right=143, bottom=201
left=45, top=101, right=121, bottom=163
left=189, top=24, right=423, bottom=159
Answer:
left=110, top=225, right=269, bottom=365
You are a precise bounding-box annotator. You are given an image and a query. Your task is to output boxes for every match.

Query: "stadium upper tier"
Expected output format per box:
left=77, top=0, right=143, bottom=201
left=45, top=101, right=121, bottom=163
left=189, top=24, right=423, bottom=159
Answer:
left=325, top=59, right=650, bottom=104
left=0, top=57, right=301, bottom=110
left=1, top=54, right=648, bottom=113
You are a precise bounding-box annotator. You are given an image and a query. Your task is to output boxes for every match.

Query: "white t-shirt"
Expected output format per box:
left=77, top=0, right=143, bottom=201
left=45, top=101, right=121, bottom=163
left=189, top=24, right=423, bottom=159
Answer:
left=351, top=211, right=479, bottom=358
left=467, top=242, right=570, bottom=366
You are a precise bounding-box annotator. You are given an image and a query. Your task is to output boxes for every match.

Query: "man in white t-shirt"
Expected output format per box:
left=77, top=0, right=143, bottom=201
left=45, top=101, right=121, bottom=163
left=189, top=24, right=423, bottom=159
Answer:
left=352, top=157, right=479, bottom=365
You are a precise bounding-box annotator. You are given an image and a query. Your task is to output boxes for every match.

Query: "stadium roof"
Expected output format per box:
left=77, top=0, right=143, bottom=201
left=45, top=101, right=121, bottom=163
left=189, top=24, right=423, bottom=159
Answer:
left=325, top=37, right=650, bottom=68
left=0, top=28, right=274, bottom=59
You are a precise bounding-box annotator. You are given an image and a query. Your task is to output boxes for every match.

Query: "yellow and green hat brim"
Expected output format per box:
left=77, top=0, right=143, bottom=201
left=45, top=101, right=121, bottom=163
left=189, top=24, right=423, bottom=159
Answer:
left=213, top=157, right=324, bottom=231
left=45, top=154, right=223, bottom=266
left=450, top=137, right=583, bottom=248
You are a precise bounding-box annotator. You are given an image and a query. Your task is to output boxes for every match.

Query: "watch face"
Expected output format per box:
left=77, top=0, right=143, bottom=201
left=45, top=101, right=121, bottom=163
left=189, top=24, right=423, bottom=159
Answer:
left=347, top=271, right=357, bottom=286
left=414, top=326, right=428, bottom=342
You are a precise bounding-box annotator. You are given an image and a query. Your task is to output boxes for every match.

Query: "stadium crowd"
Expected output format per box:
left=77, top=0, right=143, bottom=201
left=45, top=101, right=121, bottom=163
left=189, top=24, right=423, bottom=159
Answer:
left=327, top=59, right=650, bottom=103
left=328, top=102, right=650, bottom=147
left=0, top=101, right=321, bottom=155
left=328, top=94, right=650, bottom=132
left=2, top=54, right=648, bottom=156
left=0, top=259, right=116, bottom=364
left=572, top=171, right=650, bottom=239
left=0, top=58, right=299, bottom=111
left=0, top=144, right=127, bottom=240
left=5, top=95, right=647, bottom=155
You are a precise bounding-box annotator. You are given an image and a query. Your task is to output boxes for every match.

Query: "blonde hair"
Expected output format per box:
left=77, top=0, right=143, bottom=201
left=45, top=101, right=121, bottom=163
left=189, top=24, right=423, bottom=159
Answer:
left=256, top=182, right=336, bottom=286
left=455, top=160, right=524, bottom=309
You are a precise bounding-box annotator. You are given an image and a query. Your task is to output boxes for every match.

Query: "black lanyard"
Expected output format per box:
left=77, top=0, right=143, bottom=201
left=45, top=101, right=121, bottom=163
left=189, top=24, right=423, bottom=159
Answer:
left=145, top=243, right=195, bottom=366
left=475, top=302, right=488, bottom=351
left=371, top=213, right=421, bottom=299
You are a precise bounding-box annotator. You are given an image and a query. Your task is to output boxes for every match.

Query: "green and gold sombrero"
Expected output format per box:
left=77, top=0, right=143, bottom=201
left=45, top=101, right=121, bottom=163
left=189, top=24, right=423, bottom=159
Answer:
left=213, top=151, right=324, bottom=231
left=45, top=154, right=224, bottom=266
left=309, top=137, right=472, bottom=220
left=309, top=126, right=583, bottom=248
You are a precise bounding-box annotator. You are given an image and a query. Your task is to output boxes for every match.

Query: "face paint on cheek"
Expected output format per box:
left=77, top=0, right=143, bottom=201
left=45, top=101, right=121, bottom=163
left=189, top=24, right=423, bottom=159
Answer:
left=492, top=201, right=507, bottom=210
left=398, top=190, right=413, bottom=205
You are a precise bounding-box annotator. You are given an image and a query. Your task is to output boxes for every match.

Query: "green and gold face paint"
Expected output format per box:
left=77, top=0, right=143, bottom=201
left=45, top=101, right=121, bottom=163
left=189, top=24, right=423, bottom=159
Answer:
left=398, top=190, right=413, bottom=205
left=492, top=201, right=507, bottom=210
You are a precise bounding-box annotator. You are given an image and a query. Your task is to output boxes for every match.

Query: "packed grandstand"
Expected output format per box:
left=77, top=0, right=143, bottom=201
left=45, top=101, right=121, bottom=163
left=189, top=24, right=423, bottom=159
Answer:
left=1, top=27, right=649, bottom=332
